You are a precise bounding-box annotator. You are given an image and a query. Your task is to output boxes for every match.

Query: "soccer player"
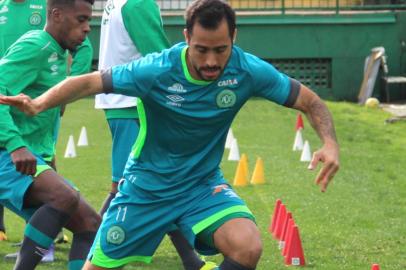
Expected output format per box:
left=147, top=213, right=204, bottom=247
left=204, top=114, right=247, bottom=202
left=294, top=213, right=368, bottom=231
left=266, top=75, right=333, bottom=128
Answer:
left=0, top=0, right=340, bottom=269
left=0, top=0, right=94, bottom=247
left=95, top=0, right=214, bottom=269
left=0, top=0, right=100, bottom=269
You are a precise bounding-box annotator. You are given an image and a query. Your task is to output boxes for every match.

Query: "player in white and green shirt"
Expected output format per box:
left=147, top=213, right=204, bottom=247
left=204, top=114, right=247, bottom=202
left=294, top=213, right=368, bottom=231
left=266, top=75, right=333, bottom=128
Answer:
left=0, top=0, right=100, bottom=269
left=0, top=0, right=340, bottom=269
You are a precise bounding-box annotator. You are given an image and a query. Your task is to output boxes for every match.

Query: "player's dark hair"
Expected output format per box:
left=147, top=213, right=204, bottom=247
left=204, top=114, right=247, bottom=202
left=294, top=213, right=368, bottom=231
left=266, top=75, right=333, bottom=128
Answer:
left=47, top=0, right=94, bottom=14
left=185, top=0, right=236, bottom=39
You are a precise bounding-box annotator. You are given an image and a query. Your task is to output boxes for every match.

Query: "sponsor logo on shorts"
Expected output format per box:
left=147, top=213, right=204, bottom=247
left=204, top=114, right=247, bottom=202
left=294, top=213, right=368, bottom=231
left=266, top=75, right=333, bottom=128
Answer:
left=212, top=184, right=239, bottom=198
left=106, top=226, right=125, bottom=245
left=29, top=12, right=42, bottom=26
left=212, top=184, right=229, bottom=195
left=216, top=89, right=236, bottom=108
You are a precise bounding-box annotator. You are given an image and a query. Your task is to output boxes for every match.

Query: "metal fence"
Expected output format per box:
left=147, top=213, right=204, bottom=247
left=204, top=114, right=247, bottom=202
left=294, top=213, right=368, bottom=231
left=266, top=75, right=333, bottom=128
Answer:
left=93, top=0, right=406, bottom=13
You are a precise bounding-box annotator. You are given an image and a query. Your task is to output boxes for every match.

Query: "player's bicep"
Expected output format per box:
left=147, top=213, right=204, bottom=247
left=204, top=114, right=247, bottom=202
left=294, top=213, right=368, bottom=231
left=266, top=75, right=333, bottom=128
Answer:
left=109, top=59, right=153, bottom=98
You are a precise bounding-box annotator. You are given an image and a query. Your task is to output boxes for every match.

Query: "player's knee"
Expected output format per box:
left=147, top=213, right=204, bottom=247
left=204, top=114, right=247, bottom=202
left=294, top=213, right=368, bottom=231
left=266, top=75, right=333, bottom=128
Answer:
left=50, top=188, right=80, bottom=214
left=85, top=210, right=102, bottom=231
left=236, top=231, right=262, bottom=264
left=225, top=225, right=263, bottom=265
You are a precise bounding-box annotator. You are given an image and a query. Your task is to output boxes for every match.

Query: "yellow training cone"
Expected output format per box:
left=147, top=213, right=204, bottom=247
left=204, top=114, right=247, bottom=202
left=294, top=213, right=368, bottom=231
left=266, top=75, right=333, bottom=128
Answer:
left=233, top=154, right=249, bottom=186
left=250, top=157, right=265, bottom=185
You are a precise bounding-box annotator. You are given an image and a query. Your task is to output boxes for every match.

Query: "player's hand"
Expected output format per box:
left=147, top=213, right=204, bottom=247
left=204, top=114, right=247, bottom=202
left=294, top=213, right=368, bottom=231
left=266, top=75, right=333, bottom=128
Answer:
left=308, top=141, right=339, bottom=192
left=0, top=94, right=38, bottom=116
left=10, top=147, right=37, bottom=176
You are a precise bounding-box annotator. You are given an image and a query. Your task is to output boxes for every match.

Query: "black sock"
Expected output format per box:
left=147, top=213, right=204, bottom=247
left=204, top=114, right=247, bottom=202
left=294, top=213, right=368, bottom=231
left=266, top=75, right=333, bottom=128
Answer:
left=167, top=229, right=204, bottom=270
left=0, top=205, right=5, bottom=232
left=68, top=231, right=97, bottom=270
left=14, top=205, right=70, bottom=270
left=220, top=257, right=255, bottom=270
left=99, top=192, right=116, bottom=216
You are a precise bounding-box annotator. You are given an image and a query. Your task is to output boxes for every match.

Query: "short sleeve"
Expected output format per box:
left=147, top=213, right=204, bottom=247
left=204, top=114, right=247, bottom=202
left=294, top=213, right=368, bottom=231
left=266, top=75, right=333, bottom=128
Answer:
left=248, top=53, right=293, bottom=105
left=111, top=53, right=160, bottom=98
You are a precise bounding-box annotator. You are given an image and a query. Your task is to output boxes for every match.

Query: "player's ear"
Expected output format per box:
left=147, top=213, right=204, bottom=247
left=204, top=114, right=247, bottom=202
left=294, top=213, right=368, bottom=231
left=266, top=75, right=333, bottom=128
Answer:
left=50, top=7, right=63, bottom=23
left=183, top=28, right=190, bottom=45
left=232, top=28, right=237, bottom=43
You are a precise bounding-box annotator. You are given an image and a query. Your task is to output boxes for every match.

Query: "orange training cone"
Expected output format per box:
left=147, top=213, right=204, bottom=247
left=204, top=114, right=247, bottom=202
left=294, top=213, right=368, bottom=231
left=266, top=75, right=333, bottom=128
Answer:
left=269, top=199, right=282, bottom=233
left=250, top=157, right=265, bottom=185
left=284, top=225, right=305, bottom=266
left=371, top=264, right=380, bottom=270
left=233, top=154, right=248, bottom=186
left=273, top=203, right=287, bottom=240
left=279, top=212, right=292, bottom=250
left=282, top=218, right=296, bottom=256
left=295, top=114, right=304, bottom=131
left=241, top=154, right=249, bottom=180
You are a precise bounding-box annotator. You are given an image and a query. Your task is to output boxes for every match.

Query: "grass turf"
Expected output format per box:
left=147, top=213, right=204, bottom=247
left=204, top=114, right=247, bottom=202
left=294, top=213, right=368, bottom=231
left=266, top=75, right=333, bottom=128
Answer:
left=1, top=98, right=405, bottom=269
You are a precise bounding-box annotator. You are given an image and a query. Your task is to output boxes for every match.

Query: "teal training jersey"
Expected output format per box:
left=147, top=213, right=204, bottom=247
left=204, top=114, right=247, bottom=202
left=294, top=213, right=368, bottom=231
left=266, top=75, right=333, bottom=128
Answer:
left=107, top=42, right=298, bottom=197
left=0, top=30, right=67, bottom=156
left=0, top=0, right=46, bottom=57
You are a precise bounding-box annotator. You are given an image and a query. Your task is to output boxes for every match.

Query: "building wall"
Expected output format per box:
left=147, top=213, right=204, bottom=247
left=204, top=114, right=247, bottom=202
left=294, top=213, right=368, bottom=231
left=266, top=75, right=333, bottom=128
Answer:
left=89, top=11, right=406, bottom=101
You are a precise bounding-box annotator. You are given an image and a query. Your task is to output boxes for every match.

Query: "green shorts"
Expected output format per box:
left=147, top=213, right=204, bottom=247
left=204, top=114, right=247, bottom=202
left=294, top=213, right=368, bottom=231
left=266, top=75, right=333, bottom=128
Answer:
left=0, top=149, right=52, bottom=221
left=88, top=175, right=255, bottom=268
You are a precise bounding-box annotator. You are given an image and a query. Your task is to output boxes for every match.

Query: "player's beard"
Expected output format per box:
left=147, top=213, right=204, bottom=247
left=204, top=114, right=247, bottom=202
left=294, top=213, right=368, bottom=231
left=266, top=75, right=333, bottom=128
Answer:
left=192, top=65, right=223, bottom=81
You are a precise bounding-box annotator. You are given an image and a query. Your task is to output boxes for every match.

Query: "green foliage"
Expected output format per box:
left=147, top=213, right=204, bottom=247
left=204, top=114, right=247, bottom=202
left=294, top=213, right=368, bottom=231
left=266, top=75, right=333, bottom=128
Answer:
left=1, top=99, right=405, bottom=269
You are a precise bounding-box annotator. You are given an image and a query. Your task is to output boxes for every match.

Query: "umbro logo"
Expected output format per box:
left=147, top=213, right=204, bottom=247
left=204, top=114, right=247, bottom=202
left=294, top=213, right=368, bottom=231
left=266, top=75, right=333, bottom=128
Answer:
left=166, top=95, right=184, bottom=103
left=166, top=94, right=184, bottom=108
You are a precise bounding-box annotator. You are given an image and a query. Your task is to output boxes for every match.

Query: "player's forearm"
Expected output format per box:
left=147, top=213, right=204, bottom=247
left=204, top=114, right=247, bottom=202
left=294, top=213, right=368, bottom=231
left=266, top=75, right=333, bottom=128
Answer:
left=305, top=98, right=338, bottom=146
left=294, top=85, right=338, bottom=146
left=34, top=71, right=103, bottom=113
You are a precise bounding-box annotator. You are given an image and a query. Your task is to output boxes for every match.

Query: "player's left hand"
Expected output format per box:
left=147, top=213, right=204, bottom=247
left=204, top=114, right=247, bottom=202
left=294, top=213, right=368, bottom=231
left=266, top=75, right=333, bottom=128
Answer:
left=0, top=94, right=38, bottom=116
left=308, top=141, right=339, bottom=192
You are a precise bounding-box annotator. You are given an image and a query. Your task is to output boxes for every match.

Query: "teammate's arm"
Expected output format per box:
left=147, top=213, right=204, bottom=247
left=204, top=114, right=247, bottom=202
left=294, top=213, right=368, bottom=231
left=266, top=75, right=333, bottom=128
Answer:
left=0, top=71, right=104, bottom=116
left=0, top=39, right=43, bottom=175
left=292, top=84, right=340, bottom=192
left=122, top=0, right=170, bottom=55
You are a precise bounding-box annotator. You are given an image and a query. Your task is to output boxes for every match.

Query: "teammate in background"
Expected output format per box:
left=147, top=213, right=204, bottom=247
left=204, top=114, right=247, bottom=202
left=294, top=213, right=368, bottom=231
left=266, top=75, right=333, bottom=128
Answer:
left=0, top=0, right=48, bottom=243
left=0, top=0, right=340, bottom=269
left=0, top=0, right=100, bottom=269
left=95, top=0, right=214, bottom=269
left=0, top=0, right=94, bottom=243
left=0, top=0, right=94, bottom=262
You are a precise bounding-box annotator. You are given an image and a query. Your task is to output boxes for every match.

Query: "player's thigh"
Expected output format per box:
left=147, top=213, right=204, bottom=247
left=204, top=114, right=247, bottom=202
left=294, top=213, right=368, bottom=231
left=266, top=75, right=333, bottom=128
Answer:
left=213, top=217, right=261, bottom=256
left=24, top=169, right=79, bottom=210
left=88, top=180, right=178, bottom=268
left=177, top=180, right=256, bottom=256
left=0, top=150, right=53, bottom=215
left=65, top=195, right=101, bottom=232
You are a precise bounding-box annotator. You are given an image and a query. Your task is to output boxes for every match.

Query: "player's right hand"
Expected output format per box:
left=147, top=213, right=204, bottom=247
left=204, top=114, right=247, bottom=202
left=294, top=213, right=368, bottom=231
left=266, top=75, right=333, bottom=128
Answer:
left=0, top=94, right=38, bottom=116
left=10, top=147, right=37, bottom=176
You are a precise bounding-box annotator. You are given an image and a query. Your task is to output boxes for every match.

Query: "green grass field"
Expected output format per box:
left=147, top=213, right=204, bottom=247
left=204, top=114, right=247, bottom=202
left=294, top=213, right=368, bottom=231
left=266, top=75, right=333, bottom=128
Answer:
left=1, top=98, right=406, bottom=269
